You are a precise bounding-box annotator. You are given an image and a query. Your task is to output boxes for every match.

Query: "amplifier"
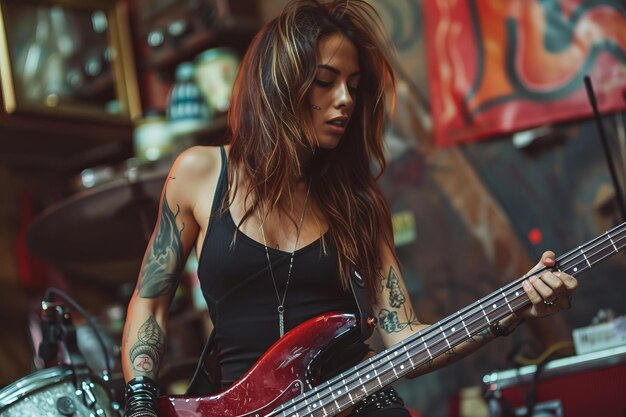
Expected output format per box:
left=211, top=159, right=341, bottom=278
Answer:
left=483, top=345, right=626, bottom=417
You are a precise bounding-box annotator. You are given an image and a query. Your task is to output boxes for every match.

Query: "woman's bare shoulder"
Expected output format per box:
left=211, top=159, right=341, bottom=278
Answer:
left=170, top=145, right=224, bottom=180
left=162, top=146, right=226, bottom=207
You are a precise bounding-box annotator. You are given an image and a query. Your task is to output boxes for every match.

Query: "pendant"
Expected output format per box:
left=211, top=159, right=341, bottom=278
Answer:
left=278, top=305, right=285, bottom=337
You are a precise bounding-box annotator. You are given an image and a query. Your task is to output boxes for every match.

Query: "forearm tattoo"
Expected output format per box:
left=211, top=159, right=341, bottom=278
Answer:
left=444, top=347, right=458, bottom=364
left=437, top=327, right=493, bottom=367
left=139, top=184, right=185, bottom=298
left=129, top=315, right=165, bottom=377
left=468, top=327, right=493, bottom=343
left=378, top=266, right=421, bottom=334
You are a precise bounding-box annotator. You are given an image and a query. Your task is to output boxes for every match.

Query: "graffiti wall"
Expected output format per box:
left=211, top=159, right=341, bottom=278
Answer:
left=424, top=0, right=626, bottom=146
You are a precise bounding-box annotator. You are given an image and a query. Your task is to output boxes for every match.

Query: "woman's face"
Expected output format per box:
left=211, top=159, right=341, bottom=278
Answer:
left=308, top=33, right=360, bottom=150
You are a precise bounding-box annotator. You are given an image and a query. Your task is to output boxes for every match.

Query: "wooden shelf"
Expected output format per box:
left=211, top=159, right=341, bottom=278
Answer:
left=76, top=72, right=116, bottom=99
left=171, top=115, right=228, bottom=145
left=145, top=18, right=259, bottom=78
left=0, top=112, right=133, bottom=174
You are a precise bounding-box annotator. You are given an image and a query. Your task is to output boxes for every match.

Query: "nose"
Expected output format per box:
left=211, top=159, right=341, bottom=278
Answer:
left=335, top=82, right=354, bottom=109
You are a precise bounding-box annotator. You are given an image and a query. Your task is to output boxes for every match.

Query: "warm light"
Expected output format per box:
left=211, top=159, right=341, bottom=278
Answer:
left=528, top=228, right=543, bottom=245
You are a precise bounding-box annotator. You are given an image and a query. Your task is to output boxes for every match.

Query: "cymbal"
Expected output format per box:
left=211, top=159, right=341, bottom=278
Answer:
left=27, top=168, right=167, bottom=264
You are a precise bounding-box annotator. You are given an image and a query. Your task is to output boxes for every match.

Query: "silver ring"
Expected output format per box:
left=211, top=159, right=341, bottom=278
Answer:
left=543, top=299, right=556, bottom=306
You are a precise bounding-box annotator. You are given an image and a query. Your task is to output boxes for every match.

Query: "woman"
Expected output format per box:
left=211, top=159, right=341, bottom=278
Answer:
left=122, top=1, right=577, bottom=416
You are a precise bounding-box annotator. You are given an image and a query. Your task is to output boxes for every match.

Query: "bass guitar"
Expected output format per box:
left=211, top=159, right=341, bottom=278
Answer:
left=158, top=221, right=626, bottom=417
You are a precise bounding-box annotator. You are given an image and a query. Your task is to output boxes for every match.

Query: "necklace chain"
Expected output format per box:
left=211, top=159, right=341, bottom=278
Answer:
left=258, top=182, right=311, bottom=337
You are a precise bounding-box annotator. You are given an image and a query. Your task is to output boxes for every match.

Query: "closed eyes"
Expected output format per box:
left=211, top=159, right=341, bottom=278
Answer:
left=313, top=78, right=359, bottom=94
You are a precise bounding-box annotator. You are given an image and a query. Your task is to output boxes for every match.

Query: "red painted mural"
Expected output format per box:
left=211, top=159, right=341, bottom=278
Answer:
left=424, top=0, right=626, bottom=147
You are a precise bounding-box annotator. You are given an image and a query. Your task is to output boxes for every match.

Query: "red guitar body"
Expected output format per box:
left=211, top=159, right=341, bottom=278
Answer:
left=157, top=312, right=360, bottom=417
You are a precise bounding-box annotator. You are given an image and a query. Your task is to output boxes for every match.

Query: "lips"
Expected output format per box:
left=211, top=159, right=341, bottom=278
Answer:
left=326, top=116, right=349, bottom=127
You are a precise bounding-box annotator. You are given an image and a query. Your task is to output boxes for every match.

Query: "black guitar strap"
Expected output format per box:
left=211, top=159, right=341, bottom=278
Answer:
left=185, top=328, right=219, bottom=395
left=349, top=269, right=376, bottom=341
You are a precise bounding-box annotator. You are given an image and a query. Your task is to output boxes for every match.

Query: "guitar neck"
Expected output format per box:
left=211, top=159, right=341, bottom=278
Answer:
left=272, top=221, right=626, bottom=417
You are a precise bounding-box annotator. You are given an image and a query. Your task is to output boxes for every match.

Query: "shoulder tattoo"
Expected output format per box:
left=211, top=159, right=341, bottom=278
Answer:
left=139, top=181, right=186, bottom=298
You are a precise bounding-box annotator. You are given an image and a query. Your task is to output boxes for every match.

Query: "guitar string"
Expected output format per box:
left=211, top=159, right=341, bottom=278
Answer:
left=277, top=228, right=626, bottom=417
left=273, top=226, right=626, bottom=416
left=295, top=229, right=626, bottom=417
left=272, top=225, right=626, bottom=416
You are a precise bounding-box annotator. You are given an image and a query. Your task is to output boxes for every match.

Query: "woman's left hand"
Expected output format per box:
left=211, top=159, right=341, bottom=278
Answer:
left=520, top=251, right=578, bottom=319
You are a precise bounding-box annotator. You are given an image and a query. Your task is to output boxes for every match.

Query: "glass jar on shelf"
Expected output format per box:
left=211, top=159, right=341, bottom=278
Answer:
left=166, top=61, right=213, bottom=139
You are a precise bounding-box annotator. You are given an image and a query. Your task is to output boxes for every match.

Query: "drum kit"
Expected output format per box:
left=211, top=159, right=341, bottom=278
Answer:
left=0, top=163, right=171, bottom=416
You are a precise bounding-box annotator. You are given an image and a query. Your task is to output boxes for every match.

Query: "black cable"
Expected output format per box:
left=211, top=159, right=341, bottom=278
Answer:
left=43, top=287, right=113, bottom=378
left=524, top=360, right=548, bottom=417
left=584, top=75, right=626, bottom=222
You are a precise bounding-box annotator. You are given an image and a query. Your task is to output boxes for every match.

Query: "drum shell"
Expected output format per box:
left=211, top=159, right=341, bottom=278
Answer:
left=0, top=366, right=117, bottom=417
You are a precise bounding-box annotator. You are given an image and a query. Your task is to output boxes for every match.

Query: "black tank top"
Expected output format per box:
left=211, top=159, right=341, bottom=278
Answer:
left=197, top=147, right=361, bottom=387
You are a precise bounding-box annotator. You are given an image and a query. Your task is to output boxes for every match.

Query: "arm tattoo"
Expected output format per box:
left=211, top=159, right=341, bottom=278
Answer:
left=378, top=266, right=420, bottom=334
left=468, top=327, right=493, bottom=343
left=386, top=267, right=406, bottom=308
left=139, top=186, right=185, bottom=298
left=444, top=347, right=458, bottom=364
left=440, top=328, right=492, bottom=368
left=129, top=315, right=165, bottom=377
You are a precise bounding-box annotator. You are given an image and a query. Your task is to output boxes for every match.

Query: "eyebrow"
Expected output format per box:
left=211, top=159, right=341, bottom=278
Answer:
left=317, top=64, right=360, bottom=78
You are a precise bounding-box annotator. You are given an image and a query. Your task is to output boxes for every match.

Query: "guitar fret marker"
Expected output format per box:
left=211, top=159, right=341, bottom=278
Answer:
left=440, top=326, right=451, bottom=348
left=479, top=304, right=491, bottom=324
left=460, top=314, right=471, bottom=337
left=403, top=345, right=410, bottom=356
left=580, top=247, right=591, bottom=267
left=501, top=288, right=513, bottom=313
left=422, top=335, right=433, bottom=359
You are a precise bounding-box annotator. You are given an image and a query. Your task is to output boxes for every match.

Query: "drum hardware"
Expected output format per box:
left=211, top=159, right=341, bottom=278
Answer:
left=0, top=366, right=121, bottom=417
left=27, top=287, right=123, bottom=415
left=38, top=300, right=63, bottom=368
left=26, top=163, right=166, bottom=266
left=39, top=300, right=95, bottom=377
left=40, top=287, right=113, bottom=379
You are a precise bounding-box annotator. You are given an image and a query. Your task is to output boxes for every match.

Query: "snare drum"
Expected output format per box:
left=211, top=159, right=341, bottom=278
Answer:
left=0, top=366, right=118, bottom=417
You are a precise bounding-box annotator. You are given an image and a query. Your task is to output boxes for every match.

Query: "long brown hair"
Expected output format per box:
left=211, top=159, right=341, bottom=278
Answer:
left=227, top=0, right=397, bottom=302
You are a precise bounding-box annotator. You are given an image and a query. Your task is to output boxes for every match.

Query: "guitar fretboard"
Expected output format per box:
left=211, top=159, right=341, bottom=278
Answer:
left=270, top=221, right=626, bottom=417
